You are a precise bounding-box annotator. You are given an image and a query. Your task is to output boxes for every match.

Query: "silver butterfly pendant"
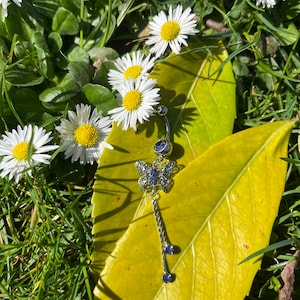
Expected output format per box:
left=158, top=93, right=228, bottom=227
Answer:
left=135, top=159, right=177, bottom=193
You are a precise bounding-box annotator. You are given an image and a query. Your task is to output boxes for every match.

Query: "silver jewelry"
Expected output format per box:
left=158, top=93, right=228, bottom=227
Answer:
left=135, top=105, right=177, bottom=283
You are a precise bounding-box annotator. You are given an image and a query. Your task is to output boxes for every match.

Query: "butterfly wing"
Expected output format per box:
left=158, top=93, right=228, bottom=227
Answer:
left=158, top=160, right=176, bottom=193
left=136, top=160, right=152, bottom=191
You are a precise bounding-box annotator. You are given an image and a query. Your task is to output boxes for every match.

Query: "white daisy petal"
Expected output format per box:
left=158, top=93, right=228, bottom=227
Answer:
left=0, top=0, right=9, bottom=17
left=56, top=104, right=113, bottom=165
left=108, top=77, right=161, bottom=131
left=255, top=0, right=276, bottom=8
left=0, top=124, right=58, bottom=183
left=108, top=50, right=155, bottom=90
left=12, top=0, right=22, bottom=6
left=145, top=5, right=199, bottom=57
left=31, top=153, right=51, bottom=164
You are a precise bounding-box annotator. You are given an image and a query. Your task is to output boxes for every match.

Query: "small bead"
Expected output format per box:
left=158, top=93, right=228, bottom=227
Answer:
left=157, top=105, right=168, bottom=116
left=154, top=139, right=172, bottom=157
left=162, top=272, right=174, bottom=283
left=165, top=244, right=175, bottom=255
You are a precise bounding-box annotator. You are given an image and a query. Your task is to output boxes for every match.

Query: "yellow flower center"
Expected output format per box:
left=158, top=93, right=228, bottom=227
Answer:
left=123, top=89, right=142, bottom=111
left=160, top=21, right=180, bottom=41
left=74, top=124, right=99, bottom=147
left=13, top=142, right=29, bottom=161
left=124, top=65, right=142, bottom=80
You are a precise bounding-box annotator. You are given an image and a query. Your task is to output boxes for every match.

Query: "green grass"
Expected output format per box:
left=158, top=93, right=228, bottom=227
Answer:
left=0, top=173, right=94, bottom=299
left=0, top=0, right=300, bottom=299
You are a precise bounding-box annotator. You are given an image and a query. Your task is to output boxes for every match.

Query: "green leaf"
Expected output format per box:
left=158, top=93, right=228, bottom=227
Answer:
left=91, top=40, right=236, bottom=275
left=68, top=46, right=90, bottom=64
left=94, top=120, right=294, bottom=299
left=8, top=88, right=45, bottom=124
left=31, top=0, right=59, bottom=19
left=281, top=0, right=300, bottom=20
left=48, top=32, right=63, bottom=53
left=82, top=83, right=117, bottom=114
left=13, top=41, right=32, bottom=62
left=272, top=23, right=299, bottom=46
left=0, top=37, right=9, bottom=56
left=61, top=0, right=81, bottom=15
left=5, top=64, right=44, bottom=87
left=31, top=31, right=55, bottom=79
left=0, top=87, right=48, bottom=129
left=4, top=9, right=34, bottom=41
left=88, top=47, right=119, bottom=63
left=256, top=14, right=299, bottom=46
left=93, top=61, right=116, bottom=86
left=39, top=73, right=79, bottom=103
left=68, top=61, right=94, bottom=87
left=32, top=32, right=49, bottom=53
left=35, top=47, right=53, bottom=79
left=52, top=7, right=79, bottom=35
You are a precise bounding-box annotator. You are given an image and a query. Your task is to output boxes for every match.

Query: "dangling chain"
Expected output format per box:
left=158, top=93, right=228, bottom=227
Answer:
left=135, top=105, right=177, bottom=283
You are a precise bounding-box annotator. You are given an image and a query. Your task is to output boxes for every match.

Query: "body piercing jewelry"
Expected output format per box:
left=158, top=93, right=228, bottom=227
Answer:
left=135, top=105, right=177, bottom=283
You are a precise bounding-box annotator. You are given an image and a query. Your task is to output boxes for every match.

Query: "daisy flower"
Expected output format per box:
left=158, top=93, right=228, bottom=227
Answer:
left=0, top=124, right=58, bottom=183
left=56, top=104, right=113, bottom=165
left=108, top=77, right=161, bottom=131
left=145, top=5, right=199, bottom=57
left=0, top=0, right=22, bottom=18
left=255, top=0, right=276, bottom=8
left=108, top=51, right=155, bottom=90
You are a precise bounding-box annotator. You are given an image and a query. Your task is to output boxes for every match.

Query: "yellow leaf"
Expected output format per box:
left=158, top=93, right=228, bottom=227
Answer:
left=94, top=120, right=294, bottom=299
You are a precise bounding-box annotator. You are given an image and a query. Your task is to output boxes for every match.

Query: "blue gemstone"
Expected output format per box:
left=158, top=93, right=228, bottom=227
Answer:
left=165, top=244, right=175, bottom=255
left=154, top=139, right=172, bottom=156
left=148, top=167, right=158, bottom=185
left=157, top=105, right=168, bottom=116
left=150, top=167, right=158, bottom=175
left=162, top=272, right=173, bottom=283
left=154, top=140, right=167, bottom=152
